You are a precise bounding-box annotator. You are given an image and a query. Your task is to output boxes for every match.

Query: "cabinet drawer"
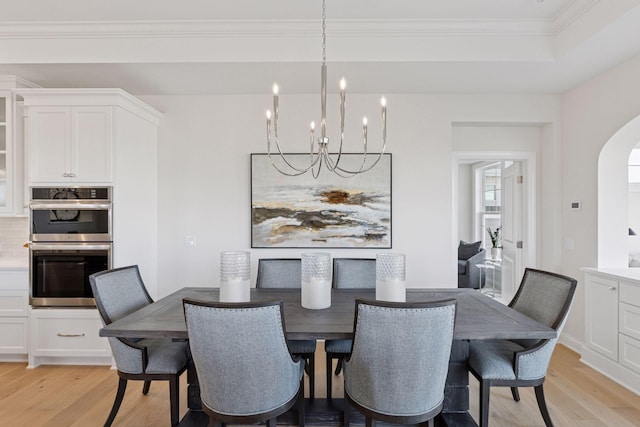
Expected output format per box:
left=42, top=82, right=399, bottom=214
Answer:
left=0, top=290, right=28, bottom=317
left=619, top=334, right=640, bottom=375
left=30, top=309, right=110, bottom=357
left=0, top=270, right=28, bottom=290
left=620, top=302, right=640, bottom=341
left=620, top=282, right=640, bottom=308
left=0, top=317, right=28, bottom=354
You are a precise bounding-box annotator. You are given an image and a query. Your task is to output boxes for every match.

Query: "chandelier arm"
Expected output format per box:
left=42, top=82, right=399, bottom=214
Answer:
left=332, top=106, right=387, bottom=174
left=312, top=154, right=323, bottom=179
left=267, top=130, right=321, bottom=176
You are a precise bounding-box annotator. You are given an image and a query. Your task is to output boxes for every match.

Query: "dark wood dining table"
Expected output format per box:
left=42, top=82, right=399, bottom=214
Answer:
left=100, top=287, right=556, bottom=427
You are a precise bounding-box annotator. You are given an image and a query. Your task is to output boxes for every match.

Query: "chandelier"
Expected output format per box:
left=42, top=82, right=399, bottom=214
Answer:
left=265, top=0, right=387, bottom=178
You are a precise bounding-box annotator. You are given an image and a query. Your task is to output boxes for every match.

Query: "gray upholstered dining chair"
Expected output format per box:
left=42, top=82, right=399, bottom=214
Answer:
left=343, top=298, right=457, bottom=427
left=325, top=258, right=375, bottom=399
left=89, top=265, right=189, bottom=427
left=183, top=298, right=305, bottom=427
left=467, top=268, right=577, bottom=427
left=256, top=258, right=317, bottom=399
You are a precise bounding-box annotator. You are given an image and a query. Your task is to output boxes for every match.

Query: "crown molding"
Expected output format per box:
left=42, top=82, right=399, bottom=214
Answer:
left=0, top=18, right=556, bottom=40
left=16, top=88, right=163, bottom=125
left=550, top=0, right=600, bottom=33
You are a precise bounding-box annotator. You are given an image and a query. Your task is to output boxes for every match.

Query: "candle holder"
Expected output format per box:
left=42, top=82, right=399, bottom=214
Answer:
left=376, top=253, right=406, bottom=302
left=220, top=251, right=251, bottom=302
left=301, top=252, right=331, bottom=309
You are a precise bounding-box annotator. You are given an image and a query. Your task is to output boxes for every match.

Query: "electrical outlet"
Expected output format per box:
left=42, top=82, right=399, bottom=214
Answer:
left=184, top=235, right=197, bottom=247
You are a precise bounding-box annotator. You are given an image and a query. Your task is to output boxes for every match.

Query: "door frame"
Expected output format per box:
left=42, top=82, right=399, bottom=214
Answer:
left=453, top=151, right=537, bottom=278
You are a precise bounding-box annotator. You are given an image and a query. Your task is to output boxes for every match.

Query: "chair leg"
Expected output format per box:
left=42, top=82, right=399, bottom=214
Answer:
left=344, top=397, right=350, bottom=427
left=105, top=377, right=128, bottom=427
left=142, top=380, right=151, bottom=395
left=535, top=384, right=554, bottom=427
left=267, top=418, right=277, bottom=427
left=297, top=381, right=305, bottom=427
left=478, top=380, right=490, bottom=427
left=169, top=375, right=180, bottom=426
left=307, top=353, right=315, bottom=400
left=334, top=357, right=343, bottom=375
left=365, top=417, right=375, bottom=427
left=510, top=386, right=520, bottom=402
left=326, top=353, right=333, bottom=400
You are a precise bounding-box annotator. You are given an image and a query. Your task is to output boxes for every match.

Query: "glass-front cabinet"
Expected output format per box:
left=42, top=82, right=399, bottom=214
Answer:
left=0, top=93, right=11, bottom=212
left=0, top=76, right=38, bottom=216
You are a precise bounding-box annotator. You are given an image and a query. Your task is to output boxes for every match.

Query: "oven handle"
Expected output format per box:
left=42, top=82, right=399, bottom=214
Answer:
left=29, top=242, right=113, bottom=251
left=30, top=201, right=111, bottom=210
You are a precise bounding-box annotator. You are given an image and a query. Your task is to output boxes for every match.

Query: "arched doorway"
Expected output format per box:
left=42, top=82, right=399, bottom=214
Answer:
left=598, top=114, right=640, bottom=267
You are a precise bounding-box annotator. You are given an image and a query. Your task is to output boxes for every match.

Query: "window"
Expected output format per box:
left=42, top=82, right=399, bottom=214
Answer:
left=483, top=163, right=501, bottom=212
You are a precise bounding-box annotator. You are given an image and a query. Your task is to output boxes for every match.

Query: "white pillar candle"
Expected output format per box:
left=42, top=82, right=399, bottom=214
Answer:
left=301, top=277, right=331, bottom=310
left=220, top=278, right=251, bottom=303
left=376, top=278, right=406, bottom=302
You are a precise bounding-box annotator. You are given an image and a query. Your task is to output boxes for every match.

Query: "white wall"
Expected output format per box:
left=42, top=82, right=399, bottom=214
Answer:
left=562, top=52, right=640, bottom=347
left=629, top=188, right=640, bottom=257
left=141, top=93, right=562, bottom=299
left=457, top=163, right=473, bottom=242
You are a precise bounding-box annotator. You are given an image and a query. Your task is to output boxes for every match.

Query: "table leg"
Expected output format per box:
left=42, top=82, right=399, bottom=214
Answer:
left=438, top=340, right=478, bottom=426
left=182, top=341, right=478, bottom=426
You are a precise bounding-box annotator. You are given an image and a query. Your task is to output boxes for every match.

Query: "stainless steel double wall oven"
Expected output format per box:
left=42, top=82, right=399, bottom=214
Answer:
left=29, top=187, right=112, bottom=307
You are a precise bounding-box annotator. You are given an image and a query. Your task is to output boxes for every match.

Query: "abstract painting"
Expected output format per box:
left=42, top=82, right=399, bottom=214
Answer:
left=251, top=153, right=392, bottom=248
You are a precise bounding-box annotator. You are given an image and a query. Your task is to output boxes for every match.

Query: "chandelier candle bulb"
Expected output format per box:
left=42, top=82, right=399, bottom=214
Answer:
left=363, top=116, right=368, bottom=143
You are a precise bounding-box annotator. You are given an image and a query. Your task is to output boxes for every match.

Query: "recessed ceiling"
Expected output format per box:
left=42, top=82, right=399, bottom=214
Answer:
left=1, top=0, right=640, bottom=95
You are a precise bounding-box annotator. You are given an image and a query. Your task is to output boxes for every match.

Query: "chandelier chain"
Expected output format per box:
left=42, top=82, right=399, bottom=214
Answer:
left=322, top=0, right=326, bottom=64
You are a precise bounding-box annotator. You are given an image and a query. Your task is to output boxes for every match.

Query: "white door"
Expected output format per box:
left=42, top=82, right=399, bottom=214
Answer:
left=501, top=161, right=524, bottom=301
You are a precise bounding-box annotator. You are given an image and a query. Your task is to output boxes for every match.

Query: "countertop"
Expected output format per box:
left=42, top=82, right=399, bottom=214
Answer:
left=581, top=267, right=640, bottom=285
left=0, top=257, right=29, bottom=271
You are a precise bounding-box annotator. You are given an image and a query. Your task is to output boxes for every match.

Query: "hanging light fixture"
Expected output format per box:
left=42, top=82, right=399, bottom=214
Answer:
left=265, top=0, right=387, bottom=178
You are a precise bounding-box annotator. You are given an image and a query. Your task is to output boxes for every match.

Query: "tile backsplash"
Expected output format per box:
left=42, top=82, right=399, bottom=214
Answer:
left=0, top=217, right=29, bottom=258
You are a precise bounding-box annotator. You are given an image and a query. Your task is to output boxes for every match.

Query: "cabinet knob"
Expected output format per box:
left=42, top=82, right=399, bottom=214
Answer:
left=609, top=286, right=617, bottom=291
left=69, top=173, right=76, bottom=177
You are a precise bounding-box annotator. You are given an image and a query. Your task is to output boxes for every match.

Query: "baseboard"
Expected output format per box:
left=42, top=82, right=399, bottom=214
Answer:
left=0, top=354, right=27, bottom=363
left=559, top=332, right=583, bottom=354
left=580, top=346, right=640, bottom=395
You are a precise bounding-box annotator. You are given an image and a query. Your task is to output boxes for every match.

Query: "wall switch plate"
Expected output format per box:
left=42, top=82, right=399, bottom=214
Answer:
left=564, top=238, right=575, bottom=251
left=184, top=235, right=197, bottom=247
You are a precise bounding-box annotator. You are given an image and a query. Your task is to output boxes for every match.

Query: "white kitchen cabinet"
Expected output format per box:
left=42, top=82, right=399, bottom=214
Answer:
left=18, top=88, right=162, bottom=366
left=0, top=270, right=29, bottom=359
left=584, top=275, right=619, bottom=361
left=28, top=308, right=111, bottom=368
left=582, top=268, right=640, bottom=394
left=27, top=106, right=113, bottom=183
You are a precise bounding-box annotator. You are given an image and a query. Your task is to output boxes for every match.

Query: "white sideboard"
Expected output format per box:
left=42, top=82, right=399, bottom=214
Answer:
left=582, top=268, right=640, bottom=394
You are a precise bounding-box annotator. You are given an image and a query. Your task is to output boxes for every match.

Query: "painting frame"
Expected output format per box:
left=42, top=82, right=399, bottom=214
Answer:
left=251, top=153, right=392, bottom=248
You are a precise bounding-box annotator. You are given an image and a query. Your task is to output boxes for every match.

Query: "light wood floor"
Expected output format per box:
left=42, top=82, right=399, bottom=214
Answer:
left=1, top=344, right=639, bottom=426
